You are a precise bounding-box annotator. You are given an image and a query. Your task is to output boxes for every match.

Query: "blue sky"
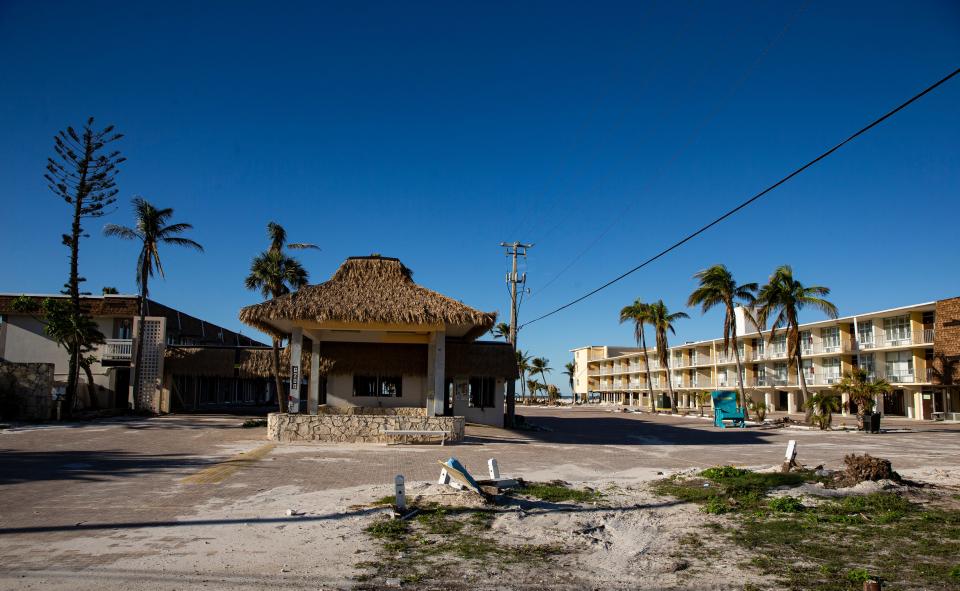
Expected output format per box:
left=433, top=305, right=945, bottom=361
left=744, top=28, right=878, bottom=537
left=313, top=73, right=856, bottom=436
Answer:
left=2, top=1, right=958, bottom=391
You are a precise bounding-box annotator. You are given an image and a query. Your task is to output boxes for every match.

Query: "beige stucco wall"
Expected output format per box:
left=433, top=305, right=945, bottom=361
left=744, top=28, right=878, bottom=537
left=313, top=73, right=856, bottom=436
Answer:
left=1, top=315, right=120, bottom=407
left=324, top=373, right=427, bottom=408
left=452, top=378, right=505, bottom=428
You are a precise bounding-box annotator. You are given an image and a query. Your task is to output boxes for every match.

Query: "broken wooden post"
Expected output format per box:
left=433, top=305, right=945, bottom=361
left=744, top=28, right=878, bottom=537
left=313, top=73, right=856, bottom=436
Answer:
left=395, top=475, right=406, bottom=511
left=488, top=458, right=500, bottom=480
left=781, top=439, right=798, bottom=473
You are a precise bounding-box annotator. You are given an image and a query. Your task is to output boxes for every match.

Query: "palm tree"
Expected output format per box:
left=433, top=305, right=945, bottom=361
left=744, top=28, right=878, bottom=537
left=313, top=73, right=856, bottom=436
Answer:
left=755, top=265, right=838, bottom=416
left=619, top=299, right=656, bottom=412
left=832, top=367, right=893, bottom=431
left=526, top=379, right=542, bottom=402
left=563, top=361, right=576, bottom=404
left=687, top=265, right=758, bottom=415
left=806, top=391, right=842, bottom=430
left=516, top=349, right=532, bottom=403
left=244, top=222, right=318, bottom=412
left=492, top=322, right=511, bottom=341
left=530, top=357, right=552, bottom=401
left=646, top=300, right=689, bottom=412
left=104, top=197, right=203, bottom=410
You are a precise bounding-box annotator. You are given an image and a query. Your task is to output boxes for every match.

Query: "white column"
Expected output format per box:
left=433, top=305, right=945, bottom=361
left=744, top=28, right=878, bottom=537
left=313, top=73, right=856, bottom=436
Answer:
left=309, top=336, right=321, bottom=414
left=427, top=330, right=445, bottom=416
left=875, top=393, right=884, bottom=415
left=787, top=392, right=797, bottom=414
left=841, top=392, right=849, bottom=416
left=764, top=391, right=774, bottom=413
left=289, top=326, right=303, bottom=414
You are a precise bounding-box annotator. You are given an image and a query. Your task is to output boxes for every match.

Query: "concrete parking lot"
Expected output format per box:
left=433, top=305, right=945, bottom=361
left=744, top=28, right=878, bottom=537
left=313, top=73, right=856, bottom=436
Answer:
left=1, top=407, right=958, bottom=589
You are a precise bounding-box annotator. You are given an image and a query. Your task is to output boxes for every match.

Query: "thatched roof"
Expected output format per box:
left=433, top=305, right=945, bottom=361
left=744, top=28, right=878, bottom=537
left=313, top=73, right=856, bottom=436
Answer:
left=238, top=256, right=496, bottom=340
left=164, top=340, right=517, bottom=380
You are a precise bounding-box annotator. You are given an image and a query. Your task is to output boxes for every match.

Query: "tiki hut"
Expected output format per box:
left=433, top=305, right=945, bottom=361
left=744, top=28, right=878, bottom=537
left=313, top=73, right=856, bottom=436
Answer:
left=238, top=256, right=514, bottom=427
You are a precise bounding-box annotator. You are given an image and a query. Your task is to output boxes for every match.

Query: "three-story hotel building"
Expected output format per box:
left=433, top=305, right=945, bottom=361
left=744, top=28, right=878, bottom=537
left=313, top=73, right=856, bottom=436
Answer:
left=572, top=297, right=960, bottom=421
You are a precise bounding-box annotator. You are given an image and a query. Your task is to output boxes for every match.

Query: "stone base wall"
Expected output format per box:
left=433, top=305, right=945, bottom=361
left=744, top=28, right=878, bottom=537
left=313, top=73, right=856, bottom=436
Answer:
left=314, top=405, right=426, bottom=417
left=267, top=411, right=464, bottom=443
left=0, top=360, right=54, bottom=421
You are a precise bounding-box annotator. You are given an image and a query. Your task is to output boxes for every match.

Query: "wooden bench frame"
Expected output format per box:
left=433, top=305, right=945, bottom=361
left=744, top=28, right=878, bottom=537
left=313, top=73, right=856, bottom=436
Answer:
left=382, top=429, right=448, bottom=445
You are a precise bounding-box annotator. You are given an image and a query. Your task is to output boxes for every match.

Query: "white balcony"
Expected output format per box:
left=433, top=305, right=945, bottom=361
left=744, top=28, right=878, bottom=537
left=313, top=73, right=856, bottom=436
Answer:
left=102, top=339, right=133, bottom=361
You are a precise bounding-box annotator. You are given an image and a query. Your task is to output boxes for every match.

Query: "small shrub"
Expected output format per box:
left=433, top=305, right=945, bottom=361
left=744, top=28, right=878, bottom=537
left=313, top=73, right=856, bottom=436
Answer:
left=846, top=568, right=871, bottom=583
left=949, top=565, right=960, bottom=581
left=241, top=418, right=267, bottom=428
left=769, top=496, right=805, bottom=513
left=701, top=497, right=730, bottom=515
left=700, top=466, right=749, bottom=480
left=518, top=481, right=599, bottom=503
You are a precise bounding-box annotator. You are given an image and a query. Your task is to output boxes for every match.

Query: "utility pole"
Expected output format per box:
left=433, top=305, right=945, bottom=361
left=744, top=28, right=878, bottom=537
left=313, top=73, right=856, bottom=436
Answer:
left=500, top=241, right=532, bottom=427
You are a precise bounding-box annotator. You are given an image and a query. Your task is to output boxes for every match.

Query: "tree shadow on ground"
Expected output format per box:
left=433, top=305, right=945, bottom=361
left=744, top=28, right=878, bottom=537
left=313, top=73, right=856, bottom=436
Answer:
left=0, top=448, right=214, bottom=486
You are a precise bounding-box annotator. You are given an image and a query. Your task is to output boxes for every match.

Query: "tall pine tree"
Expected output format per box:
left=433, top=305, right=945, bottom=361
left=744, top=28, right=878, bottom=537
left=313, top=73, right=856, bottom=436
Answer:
left=45, top=118, right=124, bottom=414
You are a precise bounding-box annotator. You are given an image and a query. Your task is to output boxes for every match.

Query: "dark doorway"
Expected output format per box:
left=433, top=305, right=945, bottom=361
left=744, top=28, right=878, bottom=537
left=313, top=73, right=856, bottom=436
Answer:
left=114, top=369, right=130, bottom=409
left=884, top=390, right=905, bottom=416
left=777, top=391, right=788, bottom=411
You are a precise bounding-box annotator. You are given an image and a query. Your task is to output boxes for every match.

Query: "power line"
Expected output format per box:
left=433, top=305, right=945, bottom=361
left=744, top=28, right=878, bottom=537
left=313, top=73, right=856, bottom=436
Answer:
left=520, top=65, right=960, bottom=329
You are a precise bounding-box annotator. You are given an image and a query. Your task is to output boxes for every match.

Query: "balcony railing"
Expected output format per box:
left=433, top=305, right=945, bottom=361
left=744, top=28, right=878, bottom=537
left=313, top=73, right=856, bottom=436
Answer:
left=886, top=372, right=915, bottom=384
left=102, top=339, right=133, bottom=361
left=857, top=329, right=934, bottom=349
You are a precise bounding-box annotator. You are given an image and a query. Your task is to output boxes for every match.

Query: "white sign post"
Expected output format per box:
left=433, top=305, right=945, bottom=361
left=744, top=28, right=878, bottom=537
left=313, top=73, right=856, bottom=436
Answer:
left=782, top=439, right=798, bottom=472
left=488, top=458, right=500, bottom=480
left=394, top=475, right=406, bottom=511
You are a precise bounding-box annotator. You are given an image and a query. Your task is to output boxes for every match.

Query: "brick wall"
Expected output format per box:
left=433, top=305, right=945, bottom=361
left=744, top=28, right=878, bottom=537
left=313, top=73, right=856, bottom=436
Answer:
left=932, top=297, right=960, bottom=385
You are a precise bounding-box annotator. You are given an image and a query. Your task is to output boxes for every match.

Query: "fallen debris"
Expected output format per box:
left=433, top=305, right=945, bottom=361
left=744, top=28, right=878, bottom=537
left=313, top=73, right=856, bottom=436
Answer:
left=843, top=454, right=901, bottom=484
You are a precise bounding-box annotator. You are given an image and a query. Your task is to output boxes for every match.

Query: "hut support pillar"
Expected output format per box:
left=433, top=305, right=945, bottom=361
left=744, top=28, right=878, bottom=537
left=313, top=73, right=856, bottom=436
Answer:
left=309, top=333, right=321, bottom=414
left=427, top=330, right=445, bottom=416
left=289, top=327, right=303, bottom=414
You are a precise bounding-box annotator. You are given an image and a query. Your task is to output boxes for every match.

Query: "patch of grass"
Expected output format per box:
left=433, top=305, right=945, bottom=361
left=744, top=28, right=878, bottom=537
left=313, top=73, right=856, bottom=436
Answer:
left=365, top=517, right=408, bottom=540
left=240, top=418, right=267, bottom=428
left=369, top=495, right=397, bottom=506
left=517, top=481, right=600, bottom=503
left=356, top=503, right=564, bottom=589
left=655, top=470, right=960, bottom=591
left=769, top=496, right=805, bottom=513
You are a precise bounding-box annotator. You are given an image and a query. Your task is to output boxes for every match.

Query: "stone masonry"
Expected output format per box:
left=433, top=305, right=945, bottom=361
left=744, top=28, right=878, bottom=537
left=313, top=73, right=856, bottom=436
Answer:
left=0, top=360, right=54, bottom=421
left=267, top=411, right=465, bottom=443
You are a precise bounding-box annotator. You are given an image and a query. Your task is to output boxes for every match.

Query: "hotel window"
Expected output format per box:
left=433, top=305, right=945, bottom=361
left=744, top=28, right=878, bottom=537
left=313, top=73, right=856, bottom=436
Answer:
left=800, top=331, right=813, bottom=353
left=821, top=327, right=840, bottom=351
left=857, top=322, right=874, bottom=347
left=754, top=339, right=764, bottom=355
left=884, top=315, right=911, bottom=344
left=802, top=359, right=814, bottom=380
left=469, top=377, right=496, bottom=408
left=770, top=334, right=786, bottom=355
left=756, top=366, right=766, bottom=382
left=773, top=362, right=788, bottom=382
left=858, top=353, right=875, bottom=377
left=885, top=351, right=913, bottom=381
left=353, top=375, right=403, bottom=397
left=822, top=357, right=841, bottom=379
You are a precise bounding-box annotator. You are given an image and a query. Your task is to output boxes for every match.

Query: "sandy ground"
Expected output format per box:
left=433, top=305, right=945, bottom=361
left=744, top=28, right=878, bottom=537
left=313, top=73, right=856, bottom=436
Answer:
left=2, top=407, right=959, bottom=590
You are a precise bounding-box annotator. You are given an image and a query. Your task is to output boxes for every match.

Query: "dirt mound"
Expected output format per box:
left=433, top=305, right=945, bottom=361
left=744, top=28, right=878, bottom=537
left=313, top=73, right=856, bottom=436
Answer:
left=843, top=454, right=900, bottom=484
